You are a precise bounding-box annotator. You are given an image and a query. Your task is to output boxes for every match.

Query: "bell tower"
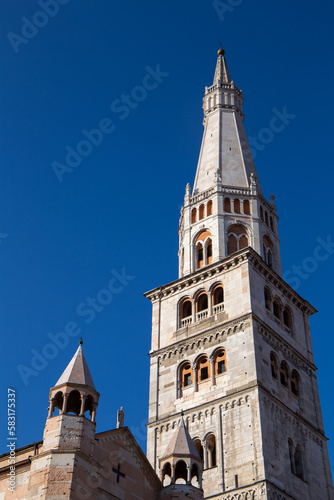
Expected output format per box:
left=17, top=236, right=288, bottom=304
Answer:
left=26, top=341, right=100, bottom=499
left=146, top=49, right=333, bottom=499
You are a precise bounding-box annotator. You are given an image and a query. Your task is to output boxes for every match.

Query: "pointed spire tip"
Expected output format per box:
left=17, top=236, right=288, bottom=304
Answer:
left=218, top=48, right=225, bottom=56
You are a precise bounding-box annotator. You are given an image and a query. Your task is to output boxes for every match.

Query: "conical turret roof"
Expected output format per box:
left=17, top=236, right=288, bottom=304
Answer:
left=55, top=343, right=96, bottom=390
left=162, top=416, right=200, bottom=460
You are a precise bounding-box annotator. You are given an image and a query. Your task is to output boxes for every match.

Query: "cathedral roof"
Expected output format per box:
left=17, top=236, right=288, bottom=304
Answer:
left=55, top=343, right=96, bottom=389
left=161, top=416, right=201, bottom=460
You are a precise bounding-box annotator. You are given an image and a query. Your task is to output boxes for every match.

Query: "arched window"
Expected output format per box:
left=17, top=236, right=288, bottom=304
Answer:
left=175, top=460, right=187, bottom=484
left=263, top=235, right=274, bottom=269
left=270, top=216, right=274, bottom=231
left=197, top=356, right=210, bottom=382
left=212, top=286, right=224, bottom=314
left=207, top=200, right=213, bottom=216
left=234, top=198, right=241, bottom=214
left=199, top=204, right=205, bottom=220
left=291, top=370, right=299, bottom=397
left=227, top=225, right=249, bottom=255
left=206, top=434, right=216, bottom=468
left=243, top=199, right=251, bottom=215
left=265, top=211, right=269, bottom=226
left=283, top=307, right=292, bottom=331
left=273, top=298, right=281, bottom=321
left=67, top=390, right=81, bottom=415
left=84, top=395, right=94, bottom=418
left=196, top=243, right=204, bottom=269
left=191, top=208, right=197, bottom=223
left=294, top=447, right=304, bottom=480
left=53, top=391, right=64, bottom=415
left=270, top=352, right=278, bottom=379
left=206, top=238, right=213, bottom=264
left=191, top=463, right=200, bottom=487
left=260, top=206, right=264, bottom=221
left=264, top=287, right=271, bottom=311
left=197, top=293, right=208, bottom=312
left=288, top=439, right=294, bottom=473
left=162, top=462, right=171, bottom=486
left=224, top=197, right=231, bottom=212
left=194, top=439, right=204, bottom=461
left=180, top=363, right=193, bottom=388
left=195, top=230, right=212, bottom=269
left=280, top=362, right=289, bottom=388
left=180, top=299, right=192, bottom=327
left=215, top=349, right=226, bottom=375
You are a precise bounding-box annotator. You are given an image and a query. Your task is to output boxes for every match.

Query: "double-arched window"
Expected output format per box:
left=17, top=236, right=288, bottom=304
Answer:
left=270, top=353, right=300, bottom=398
left=193, top=434, right=216, bottom=470
left=288, top=440, right=305, bottom=480
left=195, top=230, right=213, bottom=270
left=227, top=224, right=249, bottom=255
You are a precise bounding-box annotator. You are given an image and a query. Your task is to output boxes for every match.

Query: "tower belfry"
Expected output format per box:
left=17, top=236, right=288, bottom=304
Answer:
left=145, top=50, right=334, bottom=499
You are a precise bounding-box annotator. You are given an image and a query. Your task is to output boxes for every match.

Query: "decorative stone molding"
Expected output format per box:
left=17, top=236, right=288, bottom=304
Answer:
left=152, top=315, right=251, bottom=362
left=151, top=392, right=252, bottom=435
left=256, top=319, right=316, bottom=375
left=262, top=395, right=325, bottom=445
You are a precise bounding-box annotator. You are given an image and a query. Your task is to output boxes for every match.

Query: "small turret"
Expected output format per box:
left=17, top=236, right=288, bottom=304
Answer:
left=158, top=415, right=203, bottom=500
left=42, top=340, right=99, bottom=456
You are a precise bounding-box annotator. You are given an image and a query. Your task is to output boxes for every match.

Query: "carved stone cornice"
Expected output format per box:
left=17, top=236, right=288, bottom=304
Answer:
left=144, top=247, right=316, bottom=318
left=254, top=314, right=317, bottom=374
left=149, top=314, right=252, bottom=360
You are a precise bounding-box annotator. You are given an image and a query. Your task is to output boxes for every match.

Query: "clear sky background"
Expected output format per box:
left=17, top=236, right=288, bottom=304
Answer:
left=0, top=0, right=333, bottom=473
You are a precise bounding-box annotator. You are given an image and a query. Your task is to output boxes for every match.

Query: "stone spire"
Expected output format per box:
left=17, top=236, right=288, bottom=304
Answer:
left=213, top=48, right=231, bottom=84
left=55, top=341, right=96, bottom=390
left=193, top=48, right=261, bottom=194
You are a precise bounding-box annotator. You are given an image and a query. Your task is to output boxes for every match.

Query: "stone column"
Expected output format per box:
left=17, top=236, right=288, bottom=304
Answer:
left=187, top=464, right=191, bottom=484
left=79, top=394, right=86, bottom=416
left=192, top=362, right=198, bottom=392
left=62, top=393, right=69, bottom=414
left=210, top=355, right=216, bottom=386
left=48, top=398, right=55, bottom=418
left=202, top=441, right=208, bottom=470
left=171, top=464, right=176, bottom=484
left=91, top=403, right=98, bottom=423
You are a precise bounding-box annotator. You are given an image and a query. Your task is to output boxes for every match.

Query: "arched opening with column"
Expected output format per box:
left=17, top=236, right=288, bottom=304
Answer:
left=227, top=224, right=249, bottom=255
left=224, top=197, right=231, bottom=212
left=270, top=352, right=278, bottom=380
left=161, top=462, right=172, bottom=486
left=179, top=298, right=192, bottom=327
left=214, top=349, right=226, bottom=376
left=263, top=235, right=274, bottom=269
left=207, top=200, right=213, bottom=216
left=175, top=460, right=187, bottom=484
left=205, top=238, right=213, bottom=265
left=191, top=208, right=197, bottom=223
left=194, top=230, right=212, bottom=269
left=179, top=362, right=193, bottom=394
left=193, top=439, right=204, bottom=462
left=212, top=285, right=224, bottom=314
left=294, top=446, right=304, bottom=480
left=67, top=390, right=81, bottom=415
left=197, top=355, right=210, bottom=382
left=52, top=391, right=64, bottom=416
left=280, top=361, right=289, bottom=388
left=196, top=292, right=208, bottom=321
left=205, top=434, right=217, bottom=468
left=84, top=395, right=94, bottom=418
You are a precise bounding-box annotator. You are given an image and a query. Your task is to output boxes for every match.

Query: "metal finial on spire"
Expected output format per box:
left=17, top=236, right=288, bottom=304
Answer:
left=218, top=41, right=225, bottom=56
left=79, top=337, right=83, bottom=345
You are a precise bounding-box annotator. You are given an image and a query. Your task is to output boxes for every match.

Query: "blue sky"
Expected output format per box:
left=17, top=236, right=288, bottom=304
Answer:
left=0, top=0, right=333, bottom=473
